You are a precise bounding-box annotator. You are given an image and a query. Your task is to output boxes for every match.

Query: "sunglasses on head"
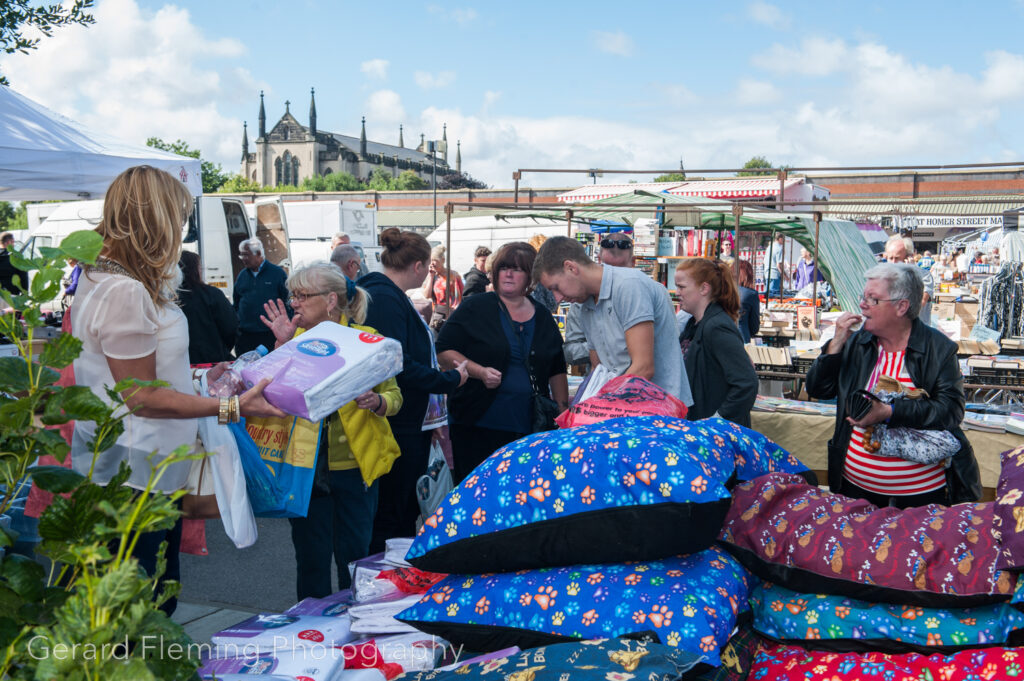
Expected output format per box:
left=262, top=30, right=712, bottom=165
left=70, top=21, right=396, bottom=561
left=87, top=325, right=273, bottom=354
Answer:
left=600, top=238, right=632, bottom=250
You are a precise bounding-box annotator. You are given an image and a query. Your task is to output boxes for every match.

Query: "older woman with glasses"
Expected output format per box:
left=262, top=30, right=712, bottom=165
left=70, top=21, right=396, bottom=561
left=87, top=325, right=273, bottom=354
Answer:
left=805, top=263, right=980, bottom=509
left=261, top=263, right=402, bottom=599
left=436, top=242, right=568, bottom=483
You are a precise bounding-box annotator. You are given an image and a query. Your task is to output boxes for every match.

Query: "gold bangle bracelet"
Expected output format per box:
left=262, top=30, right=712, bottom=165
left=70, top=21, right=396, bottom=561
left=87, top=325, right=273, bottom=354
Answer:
left=218, top=397, right=229, bottom=425
left=230, top=395, right=241, bottom=423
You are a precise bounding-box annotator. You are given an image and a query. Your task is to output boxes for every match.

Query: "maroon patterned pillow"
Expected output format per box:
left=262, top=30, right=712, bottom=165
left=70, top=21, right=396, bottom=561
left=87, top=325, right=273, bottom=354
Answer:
left=718, top=473, right=1016, bottom=607
left=995, top=445, right=1024, bottom=571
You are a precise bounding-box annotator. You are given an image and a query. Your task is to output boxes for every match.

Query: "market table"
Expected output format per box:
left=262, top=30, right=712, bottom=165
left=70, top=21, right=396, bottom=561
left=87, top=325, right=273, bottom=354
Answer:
left=750, top=410, right=1023, bottom=493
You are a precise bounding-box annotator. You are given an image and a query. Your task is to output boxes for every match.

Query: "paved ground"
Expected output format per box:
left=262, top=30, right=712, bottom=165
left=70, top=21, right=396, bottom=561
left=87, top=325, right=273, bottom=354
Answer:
left=175, top=516, right=339, bottom=643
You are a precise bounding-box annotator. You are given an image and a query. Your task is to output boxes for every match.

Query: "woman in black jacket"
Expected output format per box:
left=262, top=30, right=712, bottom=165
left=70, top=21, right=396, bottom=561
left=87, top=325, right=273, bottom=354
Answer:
left=676, top=258, right=758, bottom=427
left=177, top=250, right=238, bottom=363
left=359, top=228, right=468, bottom=551
left=437, top=242, right=568, bottom=483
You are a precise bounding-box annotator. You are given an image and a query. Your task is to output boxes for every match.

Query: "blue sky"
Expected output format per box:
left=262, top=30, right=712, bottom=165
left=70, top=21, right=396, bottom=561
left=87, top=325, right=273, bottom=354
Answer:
left=4, top=0, right=1024, bottom=188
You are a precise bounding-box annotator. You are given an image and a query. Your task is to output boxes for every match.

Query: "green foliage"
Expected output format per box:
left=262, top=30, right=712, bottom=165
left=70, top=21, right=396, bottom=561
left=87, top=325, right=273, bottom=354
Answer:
left=300, top=172, right=366, bottom=192
left=145, top=137, right=228, bottom=193
left=216, top=174, right=268, bottom=193
left=436, top=171, right=487, bottom=190
left=654, top=172, right=686, bottom=182
left=1, top=203, right=28, bottom=232
left=0, top=1, right=94, bottom=86
left=0, top=230, right=199, bottom=680
left=0, top=203, right=15, bottom=230
left=366, top=168, right=396, bottom=191
left=396, top=170, right=430, bottom=190
left=737, top=155, right=774, bottom=176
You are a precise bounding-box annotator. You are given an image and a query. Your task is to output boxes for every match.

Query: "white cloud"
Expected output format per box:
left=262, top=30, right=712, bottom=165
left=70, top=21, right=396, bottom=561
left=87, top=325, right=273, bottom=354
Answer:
left=592, top=30, right=634, bottom=57
left=0, top=0, right=261, bottom=170
left=752, top=37, right=848, bottom=76
left=414, top=70, right=456, bottom=89
left=427, top=5, right=478, bottom=25
left=747, top=1, right=789, bottom=29
left=365, top=90, right=406, bottom=131
left=481, top=90, right=501, bottom=113
left=360, top=59, right=389, bottom=80
left=734, top=79, right=780, bottom=105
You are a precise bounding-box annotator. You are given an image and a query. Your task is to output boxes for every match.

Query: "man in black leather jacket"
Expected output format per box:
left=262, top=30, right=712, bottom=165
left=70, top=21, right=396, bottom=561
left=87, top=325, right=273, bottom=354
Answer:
left=806, top=264, right=981, bottom=506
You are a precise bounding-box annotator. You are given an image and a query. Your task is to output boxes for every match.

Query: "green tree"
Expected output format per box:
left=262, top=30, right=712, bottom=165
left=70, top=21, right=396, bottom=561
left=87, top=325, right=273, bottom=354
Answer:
left=145, top=137, right=228, bottom=193
left=300, top=172, right=366, bottom=192
left=366, top=168, right=396, bottom=191
left=0, top=1, right=94, bottom=85
left=217, top=174, right=267, bottom=193
left=3, top=202, right=28, bottom=231
left=395, top=169, right=430, bottom=190
left=436, top=171, right=486, bottom=190
left=737, top=156, right=774, bottom=176
left=0, top=202, right=15, bottom=230
left=654, top=172, right=686, bottom=182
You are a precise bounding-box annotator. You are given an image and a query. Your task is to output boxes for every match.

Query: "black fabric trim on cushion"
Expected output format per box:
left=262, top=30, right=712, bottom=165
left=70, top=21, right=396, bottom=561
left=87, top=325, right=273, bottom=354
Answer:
left=406, top=498, right=732, bottom=574
left=755, top=631, right=1022, bottom=656
left=719, top=542, right=1012, bottom=609
left=399, top=618, right=575, bottom=652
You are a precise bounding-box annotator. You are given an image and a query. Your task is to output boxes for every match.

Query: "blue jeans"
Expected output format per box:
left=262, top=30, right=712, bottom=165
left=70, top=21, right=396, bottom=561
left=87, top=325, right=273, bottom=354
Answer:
left=768, top=276, right=781, bottom=296
left=290, top=467, right=378, bottom=600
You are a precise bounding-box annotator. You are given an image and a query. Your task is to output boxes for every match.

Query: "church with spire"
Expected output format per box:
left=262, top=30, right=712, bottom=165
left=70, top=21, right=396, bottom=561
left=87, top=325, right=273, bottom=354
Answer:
left=240, top=89, right=460, bottom=187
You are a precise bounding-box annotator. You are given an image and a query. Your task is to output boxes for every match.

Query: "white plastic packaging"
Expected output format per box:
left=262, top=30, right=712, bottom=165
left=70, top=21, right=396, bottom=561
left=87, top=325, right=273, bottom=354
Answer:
left=240, top=321, right=402, bottom=421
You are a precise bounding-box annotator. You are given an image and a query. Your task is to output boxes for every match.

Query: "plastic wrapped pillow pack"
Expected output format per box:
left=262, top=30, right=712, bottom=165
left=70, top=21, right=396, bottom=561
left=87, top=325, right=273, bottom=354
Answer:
left=210, top=613, right=354, bottom=653
left=241, top=320, right=403, bottom=421
left=284, top=589, right=353, bottom=617
left=199, top=647, right=384, bottom=681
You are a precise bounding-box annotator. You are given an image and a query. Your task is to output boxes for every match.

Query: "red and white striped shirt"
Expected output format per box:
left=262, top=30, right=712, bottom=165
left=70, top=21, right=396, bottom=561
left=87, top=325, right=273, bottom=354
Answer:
left=843, top=349, right=946, bottom=496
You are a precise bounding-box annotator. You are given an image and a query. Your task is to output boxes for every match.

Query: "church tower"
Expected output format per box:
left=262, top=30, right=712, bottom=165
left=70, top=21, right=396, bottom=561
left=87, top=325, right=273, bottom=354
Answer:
left=456, top=140, right=461, bottom=174
left=309, top=88, right=317, bottom=137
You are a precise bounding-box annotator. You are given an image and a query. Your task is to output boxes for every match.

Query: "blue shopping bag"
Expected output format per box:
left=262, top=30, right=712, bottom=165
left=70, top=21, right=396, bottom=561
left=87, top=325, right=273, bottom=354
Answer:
left=228, top=416, right=322, bottom=518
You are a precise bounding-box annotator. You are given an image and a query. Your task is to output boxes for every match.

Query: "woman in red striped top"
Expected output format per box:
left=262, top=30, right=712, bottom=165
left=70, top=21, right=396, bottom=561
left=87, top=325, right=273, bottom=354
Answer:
left=806, top=263, right=981, bottom=508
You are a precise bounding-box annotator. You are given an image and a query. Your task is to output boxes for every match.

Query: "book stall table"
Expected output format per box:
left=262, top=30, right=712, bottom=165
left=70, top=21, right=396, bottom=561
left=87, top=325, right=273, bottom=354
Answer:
left=750, top=396, right=1023, bottom=497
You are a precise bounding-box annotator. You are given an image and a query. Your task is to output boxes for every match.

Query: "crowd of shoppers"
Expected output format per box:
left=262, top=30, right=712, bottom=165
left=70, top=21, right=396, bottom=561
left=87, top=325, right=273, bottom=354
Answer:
left=46, top=168, right=979, bottom=616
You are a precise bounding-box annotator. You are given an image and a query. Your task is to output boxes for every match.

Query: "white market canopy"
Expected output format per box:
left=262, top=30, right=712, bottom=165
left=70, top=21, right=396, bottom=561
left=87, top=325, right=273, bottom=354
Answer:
left=0, top=86, right=202, bottom=200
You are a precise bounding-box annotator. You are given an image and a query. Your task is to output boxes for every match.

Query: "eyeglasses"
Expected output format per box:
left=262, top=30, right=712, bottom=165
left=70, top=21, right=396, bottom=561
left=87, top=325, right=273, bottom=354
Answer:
left=600, top=238, right=633, bottom=250
left=859, top=294, right=900, bottom=307
left=288, top=290, right=329, bottom=304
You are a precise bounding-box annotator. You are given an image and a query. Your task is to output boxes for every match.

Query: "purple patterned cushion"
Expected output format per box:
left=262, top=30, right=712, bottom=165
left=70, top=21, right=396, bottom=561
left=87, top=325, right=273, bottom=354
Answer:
left=995, top=445, right=1024, bottom=571
left=718, top=473, right=1016, bottom=607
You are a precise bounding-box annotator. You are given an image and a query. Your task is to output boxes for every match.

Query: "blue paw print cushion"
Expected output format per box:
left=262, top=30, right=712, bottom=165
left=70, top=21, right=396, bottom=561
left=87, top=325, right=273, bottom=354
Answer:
left=698, top=417, right=816, bottom=486
left=752, top=582, right=1024, bottom=653
left=397, top=546, right=753, bottom=667
left=405, top=416, right=736, bottom=574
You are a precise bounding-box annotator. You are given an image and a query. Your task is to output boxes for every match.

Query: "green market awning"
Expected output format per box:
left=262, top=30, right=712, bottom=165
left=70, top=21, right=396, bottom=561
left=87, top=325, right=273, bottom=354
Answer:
left=500, top=191, right=878, bottom=312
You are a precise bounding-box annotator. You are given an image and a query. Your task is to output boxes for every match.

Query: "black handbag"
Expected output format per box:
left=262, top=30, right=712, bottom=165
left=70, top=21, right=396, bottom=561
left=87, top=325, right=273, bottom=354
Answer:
left=499, top=299, right=559, bottom=433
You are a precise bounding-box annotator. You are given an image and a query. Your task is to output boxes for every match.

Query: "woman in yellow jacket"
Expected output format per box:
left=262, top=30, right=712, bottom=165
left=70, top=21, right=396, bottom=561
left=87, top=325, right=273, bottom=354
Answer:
left=262, top=263, right=402, bottom=599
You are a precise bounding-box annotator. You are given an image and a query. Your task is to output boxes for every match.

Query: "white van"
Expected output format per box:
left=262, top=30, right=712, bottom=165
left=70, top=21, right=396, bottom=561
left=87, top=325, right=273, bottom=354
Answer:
left=22, top=196, right=290, bottom=302
left=425, top=215, right=571, bottom=274
left=246, top=200, right=378, bottom=269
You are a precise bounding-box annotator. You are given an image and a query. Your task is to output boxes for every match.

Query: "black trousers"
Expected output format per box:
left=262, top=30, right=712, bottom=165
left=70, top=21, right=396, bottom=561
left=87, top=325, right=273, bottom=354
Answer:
left=124, top=506, right=183, bottom=616
left=839, top=477, right=949, bottom=510
left=370, top=429, right=432, bottom=554
left=235, top=329, right=278, bottom=357
left=450, top=423, right=525, bottom=485
left=289, top=468, right=378, bottom=600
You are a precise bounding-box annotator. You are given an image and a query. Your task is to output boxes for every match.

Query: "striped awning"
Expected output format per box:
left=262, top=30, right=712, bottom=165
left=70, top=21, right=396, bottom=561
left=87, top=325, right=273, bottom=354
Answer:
left=667, top=178, right=804, bottom=199
left=557, top=182, right=687, bottom=203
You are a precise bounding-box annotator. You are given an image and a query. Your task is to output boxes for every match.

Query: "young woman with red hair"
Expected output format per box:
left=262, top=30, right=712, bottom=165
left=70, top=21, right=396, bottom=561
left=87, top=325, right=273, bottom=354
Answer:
left=675, top=258, right=758, bottom=427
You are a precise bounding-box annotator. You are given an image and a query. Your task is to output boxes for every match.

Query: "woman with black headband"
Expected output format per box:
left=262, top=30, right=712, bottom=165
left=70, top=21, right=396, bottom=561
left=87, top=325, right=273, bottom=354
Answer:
left=675, top=258, right=758, bottom=427
left=261, top=262, right=402, bottom=599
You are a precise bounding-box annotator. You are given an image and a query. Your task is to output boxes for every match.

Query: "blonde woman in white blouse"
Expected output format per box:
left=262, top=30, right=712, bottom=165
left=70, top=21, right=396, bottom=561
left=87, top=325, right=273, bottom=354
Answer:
left=70, top=166, right=284, bottom=613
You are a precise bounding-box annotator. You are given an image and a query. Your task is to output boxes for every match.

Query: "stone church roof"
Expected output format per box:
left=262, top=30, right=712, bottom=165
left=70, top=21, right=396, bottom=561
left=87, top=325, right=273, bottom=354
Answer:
left=329, top=133, right=439, bottom=165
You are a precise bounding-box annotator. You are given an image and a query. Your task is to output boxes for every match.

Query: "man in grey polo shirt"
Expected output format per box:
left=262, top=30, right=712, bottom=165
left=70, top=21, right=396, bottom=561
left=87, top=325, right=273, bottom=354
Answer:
left=535, top=236, right=693, bottom=406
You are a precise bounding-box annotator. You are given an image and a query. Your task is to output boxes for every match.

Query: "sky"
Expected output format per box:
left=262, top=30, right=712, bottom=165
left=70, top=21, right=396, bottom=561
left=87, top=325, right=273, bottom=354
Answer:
left=4, top=0, right=1024, bottom=189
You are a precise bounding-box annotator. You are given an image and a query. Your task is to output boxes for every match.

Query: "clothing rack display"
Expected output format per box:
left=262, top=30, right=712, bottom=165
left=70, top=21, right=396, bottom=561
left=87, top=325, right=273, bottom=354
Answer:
left=978, top=262, right=1024, bottom=338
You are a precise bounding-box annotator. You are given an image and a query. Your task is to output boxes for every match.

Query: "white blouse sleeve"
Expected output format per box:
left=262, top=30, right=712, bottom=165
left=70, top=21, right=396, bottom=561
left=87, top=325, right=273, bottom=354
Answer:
left=86, top=277, right=161, bottom=360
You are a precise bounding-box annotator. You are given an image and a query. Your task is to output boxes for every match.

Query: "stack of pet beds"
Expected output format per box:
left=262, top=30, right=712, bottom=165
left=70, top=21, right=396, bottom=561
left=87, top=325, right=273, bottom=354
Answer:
left=396, top=415, right=814, bottom=678
left=717, top=443, right=1024, bottom=679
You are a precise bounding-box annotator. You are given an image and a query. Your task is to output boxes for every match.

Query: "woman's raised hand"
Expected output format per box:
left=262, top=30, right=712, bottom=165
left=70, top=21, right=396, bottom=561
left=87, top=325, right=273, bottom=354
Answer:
left=261, top=298, right=298, bottom=345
